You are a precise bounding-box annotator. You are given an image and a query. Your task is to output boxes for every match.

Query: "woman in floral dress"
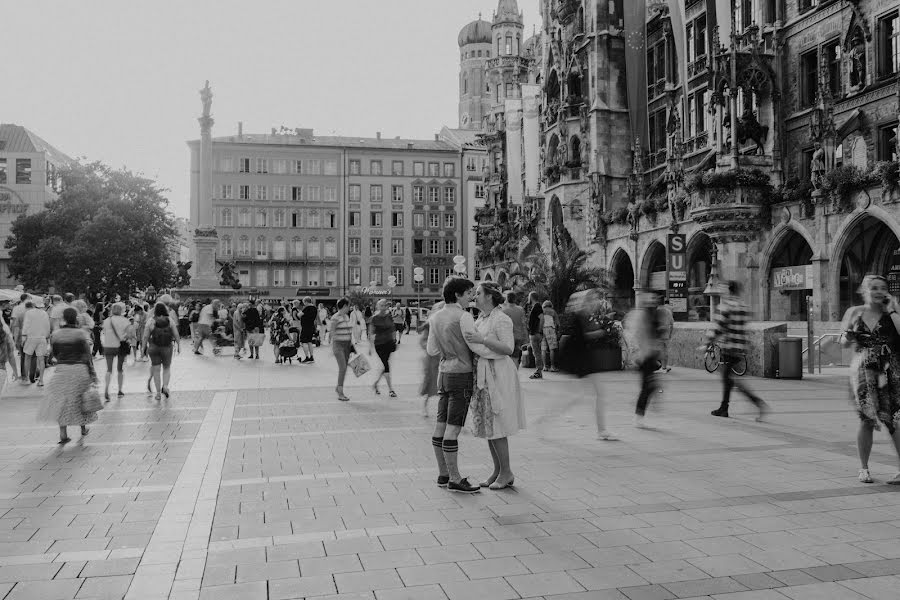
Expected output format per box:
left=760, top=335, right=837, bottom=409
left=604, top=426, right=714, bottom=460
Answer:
left=463, top=282, right=524, bottom=490
left=840, top=274, right=900, bottom=484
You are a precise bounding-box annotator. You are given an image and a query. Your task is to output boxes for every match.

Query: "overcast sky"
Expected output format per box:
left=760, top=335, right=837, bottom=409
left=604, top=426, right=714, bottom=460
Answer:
left=2, top=0, right=539, bottom=218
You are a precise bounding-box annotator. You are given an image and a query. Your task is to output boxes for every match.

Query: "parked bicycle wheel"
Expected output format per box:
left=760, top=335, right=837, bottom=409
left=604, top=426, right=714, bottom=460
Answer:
left=704, top=344, right=720, bottom=373
left=730, top=354, right=748, bottom=376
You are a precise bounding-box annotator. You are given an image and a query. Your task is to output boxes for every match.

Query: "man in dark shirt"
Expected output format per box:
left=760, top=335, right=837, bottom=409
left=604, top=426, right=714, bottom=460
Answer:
left=526, top=291, right=544, bottom=379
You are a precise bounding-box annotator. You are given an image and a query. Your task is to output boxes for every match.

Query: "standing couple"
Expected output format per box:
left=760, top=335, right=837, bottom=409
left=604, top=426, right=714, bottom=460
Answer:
left=426, top=277, right=526, bottom=493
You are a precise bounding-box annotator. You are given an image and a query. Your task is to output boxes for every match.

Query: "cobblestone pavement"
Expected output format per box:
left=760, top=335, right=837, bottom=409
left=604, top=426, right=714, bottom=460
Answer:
left=0, top=334, right=898, bottom=599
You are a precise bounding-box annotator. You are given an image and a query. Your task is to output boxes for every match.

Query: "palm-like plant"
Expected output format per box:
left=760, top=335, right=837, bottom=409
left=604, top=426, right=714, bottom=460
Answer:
left=508, top=234, right=609, bottom=311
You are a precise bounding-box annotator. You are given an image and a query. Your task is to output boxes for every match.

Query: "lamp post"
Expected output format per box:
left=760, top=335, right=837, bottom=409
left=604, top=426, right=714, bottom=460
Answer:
left=413, top=267, right=425, bottom=326
left=702, top=243, right=721, bottom=322
left=248, top=287, right=259, bottom=303
left=145, top=285, right=157, bottom=305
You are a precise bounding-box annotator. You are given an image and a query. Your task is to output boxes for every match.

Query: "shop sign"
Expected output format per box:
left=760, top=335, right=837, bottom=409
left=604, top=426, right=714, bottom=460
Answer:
left=295, top=288, right=330, bottom=297
left=888, top=250, right=900, bottom=296
left=667, top=234, right=687, bottom=315
left=363, top=287, right=392, bottom=296
left=771, top=265, right=813, bottom=290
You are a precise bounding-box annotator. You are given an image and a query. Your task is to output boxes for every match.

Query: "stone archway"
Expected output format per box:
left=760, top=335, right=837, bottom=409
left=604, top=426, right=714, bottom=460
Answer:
left=685, top=232, right=714, bottom=322
left=833, top=213, right=900, bottom=316
left=640, top=241, right=667, bottom=292
left=767, top=230, right=814, bottom=321
left=609, top=248, right=635, bottom=317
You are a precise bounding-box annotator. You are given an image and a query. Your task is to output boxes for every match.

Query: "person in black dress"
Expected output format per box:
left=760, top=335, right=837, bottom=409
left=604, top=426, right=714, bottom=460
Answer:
left=299, top=296, right=318, bottom=363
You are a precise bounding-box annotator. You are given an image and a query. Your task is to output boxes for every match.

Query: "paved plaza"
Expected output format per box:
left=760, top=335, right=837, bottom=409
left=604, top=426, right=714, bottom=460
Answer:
left=0, top=334, right=897, bottom=599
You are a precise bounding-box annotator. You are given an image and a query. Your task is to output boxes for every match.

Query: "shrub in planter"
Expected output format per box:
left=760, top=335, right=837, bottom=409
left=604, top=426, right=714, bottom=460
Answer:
left=821, top=165, right=880, bottom=212
left=874, top=161, right=900, bottom=193
left=611, top=207, right=629, bottom=224
left=640, top=199, right=657, bottom=216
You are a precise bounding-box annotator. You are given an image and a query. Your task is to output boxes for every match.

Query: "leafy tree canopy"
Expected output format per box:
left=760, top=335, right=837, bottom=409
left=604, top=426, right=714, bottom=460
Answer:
left=5, top=161, right=179, bottom=298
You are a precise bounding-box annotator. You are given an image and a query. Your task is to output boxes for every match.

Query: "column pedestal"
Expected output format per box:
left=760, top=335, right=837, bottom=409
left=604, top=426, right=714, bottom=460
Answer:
left=190, top=228, right=220, bottom=289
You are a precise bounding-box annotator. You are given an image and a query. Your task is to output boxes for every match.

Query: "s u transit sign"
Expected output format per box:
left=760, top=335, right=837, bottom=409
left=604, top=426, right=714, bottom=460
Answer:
left=667, top=234, right=687, bottom=316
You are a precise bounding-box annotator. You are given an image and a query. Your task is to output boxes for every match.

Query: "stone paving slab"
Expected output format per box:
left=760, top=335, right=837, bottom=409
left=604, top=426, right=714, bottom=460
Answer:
left=0, top=337, right=897, bottom=598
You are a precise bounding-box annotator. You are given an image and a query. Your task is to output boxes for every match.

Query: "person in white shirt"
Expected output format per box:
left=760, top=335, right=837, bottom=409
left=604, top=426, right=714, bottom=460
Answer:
left=22, top=298, right=51, bottom=386
left=10, top=294, right=29, bottom=381
left=193, top=300, right=220, bottom=354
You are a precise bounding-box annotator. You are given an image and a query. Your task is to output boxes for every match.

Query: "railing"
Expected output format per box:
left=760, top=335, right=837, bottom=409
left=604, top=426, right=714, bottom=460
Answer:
left=485, top=56, right=532, bottom=71
left=683, top=131, right=709, bottom=154
left=647, top=149, right=668, bottom=168
left=790, top=333, right=843, bottom=373
left=688, top=55, right=708, bottom=79
left=647, top=79, right=666, bottom=100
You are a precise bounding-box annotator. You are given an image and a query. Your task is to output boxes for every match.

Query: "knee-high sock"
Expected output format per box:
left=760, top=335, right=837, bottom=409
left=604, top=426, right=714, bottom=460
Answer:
left=432, top=437, right=448, bottom=477
left=442, top=439, right=460, bottom=482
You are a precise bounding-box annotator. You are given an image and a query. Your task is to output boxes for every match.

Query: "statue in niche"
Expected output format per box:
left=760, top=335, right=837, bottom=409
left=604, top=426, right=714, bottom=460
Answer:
left=199, top=80, right=213, bottom=117
left=737, top=108, right=768, bottom=155
left=810, top=142, right=826, bottom=190
left=847, top=30, right=866, bottom=90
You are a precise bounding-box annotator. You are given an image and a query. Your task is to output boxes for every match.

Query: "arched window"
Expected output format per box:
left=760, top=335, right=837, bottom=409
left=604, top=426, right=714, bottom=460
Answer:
left=238, top=208, right=251, bottom=227
left=308, top=237, right=321, bottom=258
left=221, top=208, right=232, bottom=227
left=324, top=237, right=337, bottom=258
left=256, top=236, right=267, bottom=258
left=238, top=236, right=250, bottom=256
left=274, top=210, right=285, bottom=228
left=256, top=209, right=267, bottom=227
left=221, top=236, right=232, bottom=256
left=464, top=75, right=468, bottom=94
left=570, top=136, right=582, bottom=166
left=292, top=237, right=303, bottom=257
left=505, top=35, right=512, bottom=55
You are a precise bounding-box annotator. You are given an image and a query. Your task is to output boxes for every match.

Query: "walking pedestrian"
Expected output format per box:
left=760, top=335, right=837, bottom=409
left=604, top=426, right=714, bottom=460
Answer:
left=418, top=302, right=443, bottom=417
left=10, top=294, right=29, bottom=381
left=391, top=301, right=405, bottom=345
left=243, top=302, right=263, bottom=360
left=91, top=302, right=105, bottom=357
left=526, top=292, right=544, bottom=379
left=369, top=299, right=397, bottom=397
left=404, top=305, right=412, bottom=335
left=298, top=297, right=317, bottom=362
left=101, top=302, right=130, bottom=401
left=132, top=305, right=148, bottom=362
left=268, top=307, right=290, bottom=363
left=317, top=303, right=329, bottom=345
left=0, top=314, right=20, bottom=399
left=193, top=300, right=219, bottom=354
left=426, top=277, right=480, bottom=494
left=38, top=308, right=96, bottom=444
left=500, top=291, right=527, bottom=366
left=22, top=298, right=50, bottom=386
left=625, top=293, right=662, bottom=428
left=464, top=282, right=524, bottom=490
left=350, top=303, right=366, bottom=345
left=142, top=303, right=179, bottom=401
left=657, top=298, right=674, bottom=372
left=708, top=281, right=768, bottom=420
left=541, top=300, right=560, bottom=372
left=840, top=274, right=900, bottom=484
left=188, top=301, right=201, bottom=342
left=329, top=298, right=353, bottom=402
left=232, top=303, right=246, bottom=360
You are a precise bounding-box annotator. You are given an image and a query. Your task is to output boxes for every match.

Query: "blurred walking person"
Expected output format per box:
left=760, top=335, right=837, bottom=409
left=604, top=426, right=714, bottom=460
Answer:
left=657, top=298, right=674, bottom=372
left=329, top=298, right=353, bottom=401
left=526, top=292, right=544, bottom=379
left=101, top=302, right=130, bottom=401
left=143, top=303, right=179, bottom=401
left=464, top=282, right=524, bottom=490
left=243, top=302, right=264, bottom=360
left=840, top=275, right=900, bottom=484
left=625, top=293, right=662, bottom=428
left=22, top=298, right=50, bottom=386
left=709, top=281, right=768, bottom=420
left=418, top=301, right=443, bottom=417
left=38, top=308, right=95, bottom=444
left=10, top=294, right=29, bottom=382
left=501, top=291, right=527, bottom=366
left=193, top=300, right=219, bottom=354
left=541, top=300, right=560, bottom=372
left=232, top=302, right=246, bottom=360
left=369, top=299, right=397, bottom=397
left=0, top=314, right=20, bottom=399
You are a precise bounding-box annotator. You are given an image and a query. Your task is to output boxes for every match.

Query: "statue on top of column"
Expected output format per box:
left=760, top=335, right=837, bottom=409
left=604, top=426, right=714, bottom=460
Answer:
left=200, top=80, right=213, bottom=117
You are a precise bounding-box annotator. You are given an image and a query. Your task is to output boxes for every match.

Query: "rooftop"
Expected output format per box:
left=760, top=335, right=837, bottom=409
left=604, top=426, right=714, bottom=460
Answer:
left=0, top=124, right=73, bottom=165
left=196, top=130, right=457, bottom=152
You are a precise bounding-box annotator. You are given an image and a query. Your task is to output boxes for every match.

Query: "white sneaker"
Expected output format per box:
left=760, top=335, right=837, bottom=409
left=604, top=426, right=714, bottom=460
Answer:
left=597, top=430, right=618, bottom=441
left=859, top=468, right=874, bottom=483
left=633, top=415, right=648, bottom=429
left=887, top=472, right=900, bottom=485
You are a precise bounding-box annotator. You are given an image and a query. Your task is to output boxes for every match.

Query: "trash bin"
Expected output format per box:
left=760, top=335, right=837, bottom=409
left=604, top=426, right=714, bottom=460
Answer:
left=778, top=337, right=803, bottom=379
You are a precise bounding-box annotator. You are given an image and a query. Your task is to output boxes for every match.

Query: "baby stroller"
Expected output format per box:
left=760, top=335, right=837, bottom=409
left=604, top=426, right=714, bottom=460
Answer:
left=279, top=329, right=299, bottom=364
left=211, top=324, right=235, bottom=356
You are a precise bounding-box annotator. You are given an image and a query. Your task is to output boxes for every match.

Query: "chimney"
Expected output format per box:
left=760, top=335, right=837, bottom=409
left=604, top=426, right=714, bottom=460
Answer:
left=237, top=122, right=243, bottom=138
left=434, top=134, right=440, bottom=141
left=376, top=131, right=381, bottom=140
left=407, top=143, right=414, bottom=150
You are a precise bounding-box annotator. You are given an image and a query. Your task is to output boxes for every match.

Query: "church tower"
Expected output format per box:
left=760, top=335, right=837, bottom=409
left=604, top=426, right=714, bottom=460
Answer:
left=486, top=0, right=528, bottom=123
left=457, top=15, right=492, bottom=130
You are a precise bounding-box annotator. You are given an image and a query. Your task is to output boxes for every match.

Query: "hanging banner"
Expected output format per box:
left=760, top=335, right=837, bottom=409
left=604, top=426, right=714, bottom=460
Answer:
left=667, top=234, right=688, bottom=315
left=887, top=250, right=900, bottom=295
left=623, top=0, right=649, bottom=148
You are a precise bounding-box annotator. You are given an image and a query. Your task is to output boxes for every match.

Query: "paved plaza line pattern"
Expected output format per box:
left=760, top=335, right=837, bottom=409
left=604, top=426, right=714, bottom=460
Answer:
left=124, top=391, right=235, bottom=600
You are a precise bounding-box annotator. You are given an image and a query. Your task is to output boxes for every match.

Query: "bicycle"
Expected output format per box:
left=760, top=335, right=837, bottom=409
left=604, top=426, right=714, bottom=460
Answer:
left=703, top=343, right=747, bottom=376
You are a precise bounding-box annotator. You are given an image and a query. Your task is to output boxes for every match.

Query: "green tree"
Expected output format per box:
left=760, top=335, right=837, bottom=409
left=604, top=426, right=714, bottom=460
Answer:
left=6, top=161, right=178, bottom=298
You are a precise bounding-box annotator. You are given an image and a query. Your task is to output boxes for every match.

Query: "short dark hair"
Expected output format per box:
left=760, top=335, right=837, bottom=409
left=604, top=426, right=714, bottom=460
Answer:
left=64, top=293, right=75, bottom=303
left=442, top=277, right=474, bottom=303
left=336, top=297, right=350, bottom=310
left=154, top=303, right=169, bottom=318
left=728, top=280, right=741, bottom=295
left=62, top=307, right=78, bottom=326
left=19, top=294, right=28, bottom=302
left=504, top=290, right=518, bottom=304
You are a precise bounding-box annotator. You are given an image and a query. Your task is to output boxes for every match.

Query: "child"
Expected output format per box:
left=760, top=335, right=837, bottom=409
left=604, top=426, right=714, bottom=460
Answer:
left=541, top=300, right=559, bottom=372
left=125, top=317, right=138, bottom=364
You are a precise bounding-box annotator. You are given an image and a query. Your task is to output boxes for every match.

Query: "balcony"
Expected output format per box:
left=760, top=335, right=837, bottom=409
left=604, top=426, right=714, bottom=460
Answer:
left=485, top=56, right=532, bottom=72
left=689, top=170, right=771, bottom=241
left=687, top=55, right=708, bottom=79
left=683, top=131, right=709, bottom=155
left=647, top=149, right=668, bottom=169
left=647, top=79, right=667, bottom=100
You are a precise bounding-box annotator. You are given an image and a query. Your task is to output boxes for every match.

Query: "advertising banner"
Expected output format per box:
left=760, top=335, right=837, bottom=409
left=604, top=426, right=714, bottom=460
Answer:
left=770, top=265, right=813, bottom=291
left=667, top=234, right=688, bottom=316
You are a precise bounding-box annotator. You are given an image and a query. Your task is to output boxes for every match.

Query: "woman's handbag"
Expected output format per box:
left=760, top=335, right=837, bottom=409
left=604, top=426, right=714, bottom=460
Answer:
left=348, top=353, right=371, bottom=377
left=247, top=332, right=266, bottom=347
left=82, top=383, right=104, bottom=414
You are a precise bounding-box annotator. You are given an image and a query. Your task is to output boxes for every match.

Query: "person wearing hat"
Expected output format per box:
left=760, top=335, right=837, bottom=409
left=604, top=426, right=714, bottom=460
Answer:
left=21, top=298, right=51, bottom=386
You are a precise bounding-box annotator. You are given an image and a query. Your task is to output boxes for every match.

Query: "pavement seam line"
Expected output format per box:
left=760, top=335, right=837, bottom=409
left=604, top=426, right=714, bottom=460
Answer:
left=123, top=390, right=235, bottom=600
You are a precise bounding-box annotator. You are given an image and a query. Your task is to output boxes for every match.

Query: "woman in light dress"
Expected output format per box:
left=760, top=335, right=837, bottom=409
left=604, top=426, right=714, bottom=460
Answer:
left=463, top=282, right=525, bottom=490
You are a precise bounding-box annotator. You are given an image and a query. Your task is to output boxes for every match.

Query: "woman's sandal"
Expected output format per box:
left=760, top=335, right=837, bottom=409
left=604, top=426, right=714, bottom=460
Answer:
left=58, top=438, right=71, bottom=445
left=489, top=477, right=515, bottom=490
left=389, top=390, right=397, bottom=398
left=373, top=384, right=381, bottom=395
left=162, top=388, right=170, bottom=400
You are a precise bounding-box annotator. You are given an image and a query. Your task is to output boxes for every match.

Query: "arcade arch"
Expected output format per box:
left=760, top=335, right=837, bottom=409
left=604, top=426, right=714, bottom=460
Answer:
left=640, top=241, right=667, bottom=292
left=686, top=232, right=714, bottom=322
left=767, top=230, right=814, bottom=321
left=609, top=248, right=635, bottom=317
left=835, top=214, right=900, bottom=315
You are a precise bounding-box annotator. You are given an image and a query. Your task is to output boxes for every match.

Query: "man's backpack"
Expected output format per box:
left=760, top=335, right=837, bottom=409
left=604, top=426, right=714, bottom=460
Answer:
left=149, top=317, right=174, bottom=346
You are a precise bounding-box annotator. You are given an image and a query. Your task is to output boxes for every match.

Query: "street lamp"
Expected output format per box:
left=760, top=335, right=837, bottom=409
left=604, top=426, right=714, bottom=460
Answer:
left=248, top=287, right=259, bottom=303
left=413, top=267, right=425, bottom=324
left=145, top=285, right=157, bottom=304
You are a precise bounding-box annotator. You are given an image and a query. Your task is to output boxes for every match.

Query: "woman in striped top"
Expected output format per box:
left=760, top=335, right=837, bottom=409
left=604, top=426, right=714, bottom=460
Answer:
left=329, top=298, right=354, bottom=402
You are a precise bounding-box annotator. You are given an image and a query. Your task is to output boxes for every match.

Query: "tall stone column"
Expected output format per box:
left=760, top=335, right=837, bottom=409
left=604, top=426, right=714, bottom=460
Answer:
left=191, top=80, right=220, bottom=289
left=505, top=99, right=523, bottom=206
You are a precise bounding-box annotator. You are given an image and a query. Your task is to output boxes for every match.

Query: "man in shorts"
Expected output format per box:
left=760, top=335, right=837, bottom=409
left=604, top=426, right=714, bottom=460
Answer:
left=21, top=298, right=50, bottom=386
left=426, top=277, right=479, bottom=494
left=391, top=301, right=405, bottom=345
left=193, top=300, right=220, bottom=354
left=10, top=294, right=30, bottom=382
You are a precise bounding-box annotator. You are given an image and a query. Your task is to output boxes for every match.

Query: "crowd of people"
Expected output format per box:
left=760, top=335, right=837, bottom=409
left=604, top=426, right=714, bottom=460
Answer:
left=2, top=274, right=899, bottom=488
